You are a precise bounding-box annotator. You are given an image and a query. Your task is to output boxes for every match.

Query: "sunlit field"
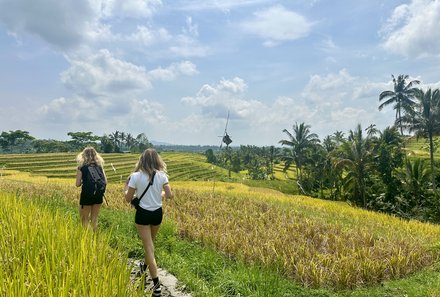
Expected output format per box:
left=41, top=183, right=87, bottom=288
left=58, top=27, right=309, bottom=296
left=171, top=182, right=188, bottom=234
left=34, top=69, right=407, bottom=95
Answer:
left=1, top=152, right=440, bottom=296
left=0, top=152, right=237, bottom=183
left=167, top=182, right=440, bottom=289
left=0, top=191, right=145, bottom=297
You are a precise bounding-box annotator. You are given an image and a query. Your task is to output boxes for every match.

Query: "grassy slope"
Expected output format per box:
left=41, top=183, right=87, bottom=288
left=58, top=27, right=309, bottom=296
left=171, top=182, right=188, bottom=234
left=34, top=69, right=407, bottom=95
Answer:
left=0, top=151, right=439, bottom=296
left=2, top=178, right=439, bottom=297
left=0, top=152, right=238, bottom=182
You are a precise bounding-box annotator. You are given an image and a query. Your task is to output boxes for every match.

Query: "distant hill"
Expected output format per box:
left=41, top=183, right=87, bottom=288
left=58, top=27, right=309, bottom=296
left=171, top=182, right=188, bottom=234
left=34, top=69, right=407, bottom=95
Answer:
left=150, top=140, right=174, bottom=146
left=154, top=143, right=220, bottom=153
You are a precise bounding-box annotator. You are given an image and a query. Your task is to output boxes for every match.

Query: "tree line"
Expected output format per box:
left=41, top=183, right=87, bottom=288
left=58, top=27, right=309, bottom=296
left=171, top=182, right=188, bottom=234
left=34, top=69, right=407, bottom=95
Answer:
left=209, top=74, right=440, bottom=223
left=0, top=130, right=153, bottom=153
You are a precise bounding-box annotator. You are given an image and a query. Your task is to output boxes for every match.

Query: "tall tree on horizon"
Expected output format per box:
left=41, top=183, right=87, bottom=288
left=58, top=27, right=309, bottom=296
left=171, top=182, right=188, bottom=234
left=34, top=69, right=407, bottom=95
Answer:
left=403, top=88, right=440, bottom=190
left=279, top=122, right=320, bottom=190
left=335, top=124, right=372, bottom=207
left=378, top=74, right=420, bottom=136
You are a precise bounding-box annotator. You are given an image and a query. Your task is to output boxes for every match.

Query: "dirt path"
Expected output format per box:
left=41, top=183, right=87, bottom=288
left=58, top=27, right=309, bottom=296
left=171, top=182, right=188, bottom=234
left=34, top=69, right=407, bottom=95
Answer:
left=130, top=259, right=192, bottom=297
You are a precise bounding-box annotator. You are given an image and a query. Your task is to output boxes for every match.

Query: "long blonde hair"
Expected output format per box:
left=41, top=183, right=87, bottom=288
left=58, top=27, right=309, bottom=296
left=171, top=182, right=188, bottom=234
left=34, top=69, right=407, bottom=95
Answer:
left=134, top=148, right=167, bottom=176
left=76, top=146, right=104, bottom=167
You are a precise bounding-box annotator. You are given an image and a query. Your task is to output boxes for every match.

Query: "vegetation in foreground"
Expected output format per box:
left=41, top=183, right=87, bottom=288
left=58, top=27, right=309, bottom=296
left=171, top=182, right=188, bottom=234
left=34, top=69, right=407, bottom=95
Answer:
left=1, top=171, right=439, bottom=296
left=0, top=191, right=144, bottom=297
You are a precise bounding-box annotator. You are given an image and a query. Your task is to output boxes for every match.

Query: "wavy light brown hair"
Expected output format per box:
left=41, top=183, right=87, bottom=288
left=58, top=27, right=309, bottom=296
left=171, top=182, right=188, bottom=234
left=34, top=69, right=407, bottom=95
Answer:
left=76, top=146, right=104, bottom=167
left=134, top=148, right=167, bottom=176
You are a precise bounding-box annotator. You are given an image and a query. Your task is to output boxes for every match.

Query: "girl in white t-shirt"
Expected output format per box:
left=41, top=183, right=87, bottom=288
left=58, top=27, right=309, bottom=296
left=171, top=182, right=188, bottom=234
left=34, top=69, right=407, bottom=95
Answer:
left=124, top=148, right=172, bottom=296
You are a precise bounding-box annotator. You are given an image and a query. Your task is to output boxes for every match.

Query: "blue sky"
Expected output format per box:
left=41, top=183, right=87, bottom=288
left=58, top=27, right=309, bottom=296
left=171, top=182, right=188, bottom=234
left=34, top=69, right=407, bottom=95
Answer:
left=1, top=0, right=440, bottom=146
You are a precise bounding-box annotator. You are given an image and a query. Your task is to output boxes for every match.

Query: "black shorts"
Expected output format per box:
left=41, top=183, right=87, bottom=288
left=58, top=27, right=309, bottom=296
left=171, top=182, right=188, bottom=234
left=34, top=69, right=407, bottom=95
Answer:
left=80, top=192, right=103, bottom=206
left=135, top=207, right=163, bottom=226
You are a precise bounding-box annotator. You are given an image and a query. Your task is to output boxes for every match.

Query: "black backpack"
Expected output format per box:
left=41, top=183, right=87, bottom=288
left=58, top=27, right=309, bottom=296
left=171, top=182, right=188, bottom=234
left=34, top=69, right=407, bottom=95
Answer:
left=84, top=165, right=107, bottom=196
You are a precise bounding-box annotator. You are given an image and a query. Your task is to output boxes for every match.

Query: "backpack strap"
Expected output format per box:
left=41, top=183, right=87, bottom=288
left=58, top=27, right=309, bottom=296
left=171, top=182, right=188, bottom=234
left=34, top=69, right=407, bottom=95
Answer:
left=137, top=171, right=156, bottom=202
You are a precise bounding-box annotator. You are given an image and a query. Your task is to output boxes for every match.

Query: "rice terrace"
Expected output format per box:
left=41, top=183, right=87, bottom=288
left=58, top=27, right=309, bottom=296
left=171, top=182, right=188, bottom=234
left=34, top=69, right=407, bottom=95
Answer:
left=0, top=145, right=440, bottom=297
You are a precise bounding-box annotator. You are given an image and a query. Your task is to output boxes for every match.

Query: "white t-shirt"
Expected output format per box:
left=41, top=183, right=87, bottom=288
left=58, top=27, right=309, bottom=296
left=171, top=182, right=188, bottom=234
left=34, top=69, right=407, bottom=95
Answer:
left=128, top=170, right=169, bottom=211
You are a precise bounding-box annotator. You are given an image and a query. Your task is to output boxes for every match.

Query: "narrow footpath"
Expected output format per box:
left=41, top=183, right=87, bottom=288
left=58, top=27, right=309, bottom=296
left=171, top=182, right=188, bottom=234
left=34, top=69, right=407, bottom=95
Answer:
left=130, top=259, right=193, bottom=297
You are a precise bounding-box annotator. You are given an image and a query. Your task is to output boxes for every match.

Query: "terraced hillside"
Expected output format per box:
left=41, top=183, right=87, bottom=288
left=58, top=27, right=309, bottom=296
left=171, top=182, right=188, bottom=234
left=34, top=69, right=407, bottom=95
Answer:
left=404, top=136, right=440, bottom=160
left=0, top=152, right=236, bottom=183
left=273, top=162, right=296, bottom=180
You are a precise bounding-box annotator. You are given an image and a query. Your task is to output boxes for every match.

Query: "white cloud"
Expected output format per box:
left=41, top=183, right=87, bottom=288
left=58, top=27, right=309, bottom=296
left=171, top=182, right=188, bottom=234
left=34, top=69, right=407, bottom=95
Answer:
left=126, top=26, right=172, bottom=46
left=318, top=36, right=339, bottom=52
left=0, top=0, right=102, bottom=50
left=330, top=107, right=370, bottom=127
left=218, top=77, right=248, bottom=93
left=174, top=0, right=272, bottom=12
left=169, top=28, right=209, bottom=57
left=183, top=16, right=199, bottom=37
left=178, top=77, right=321, bottom=144
left=298, top=70, right=398, bottom=137
left=60, top=49, right=152, bottom=97
left=37, top=97, right=100, bottom=123
left=129, top=98, right=167, bottom=123
left=92, top=0, right=162, bottom=19
left=240, top=5, right=313, bottom=46
left=181, top=77, right=248, bottom=108
left=36, top=95, right=167, bottom=138
left=178, top=71, right=396, bottom=144
left=181, top=77, right=311, bottom=131
left=302, top=69, right=354, bottom=104
left=380, top=0, right=440, bottom=58
left=148, top=61, right=199, bottom=81
left=61, top=50, right=198, bottom=98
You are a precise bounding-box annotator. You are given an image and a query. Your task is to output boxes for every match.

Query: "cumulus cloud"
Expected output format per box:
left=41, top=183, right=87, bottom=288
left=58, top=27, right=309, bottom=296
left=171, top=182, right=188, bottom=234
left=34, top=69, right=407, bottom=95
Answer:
left=299, top=70, right=396, bottom=136
left=302, top=69, right=354, bottom=104
left=182, top=77, right=311, bottom=130
left=60, top=49, right=152, bottom=97
left=0, top=0, right=211, bottom=60
left=95, top=0, right=162, bottom=19
left=178, top=77, right=320, bottom=144
left=173, top=0, right=272, bottom=12
left=180, top=72, right=392, bottom=144
left=181, top=77, right=248, bottom=108
left=169, top=18, right=209, bottom=57
left=240, top=5, right=313, bottom=46
left=61, top=50, right=199, bottom=97
left=380, top=0, right=440, bottom=58
left=126, top=26, right=172, bottom=46
left=36, top=95, right=167, bottom=137
left=129, top=98, right=167, bottom=123
left=37, top=97, right=100, bottom=123
left=0, top=0, right=101, bottom=50
left=148, top=61, right=198, bottom=80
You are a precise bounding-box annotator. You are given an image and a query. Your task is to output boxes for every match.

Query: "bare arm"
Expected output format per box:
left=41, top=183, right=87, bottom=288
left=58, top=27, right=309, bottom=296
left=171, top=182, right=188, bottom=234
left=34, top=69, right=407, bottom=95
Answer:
left=162, top=183, right=173, bottom=199
left=75, top=167, right=82, bottom=187
left=125, top=187, right=136, bottom=203
left=102, top=167, right=108, bottom=183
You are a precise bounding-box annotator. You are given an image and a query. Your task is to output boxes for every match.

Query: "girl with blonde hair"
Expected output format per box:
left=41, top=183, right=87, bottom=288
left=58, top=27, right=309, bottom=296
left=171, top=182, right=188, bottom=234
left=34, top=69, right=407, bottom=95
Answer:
left=125, top=148, right=172, bottom=296
left=75, top=146, right=107, bottom=230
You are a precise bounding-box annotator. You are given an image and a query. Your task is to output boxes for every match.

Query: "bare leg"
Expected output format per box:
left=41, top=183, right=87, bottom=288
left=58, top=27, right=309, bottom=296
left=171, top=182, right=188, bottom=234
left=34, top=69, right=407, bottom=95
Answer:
left=90, top=204, right=102, bottom=231
left=136, top=224, right=158, bottom=278
left=80, top=205, right=92, bottom=228
left=151, top=224, right=160, bottom=241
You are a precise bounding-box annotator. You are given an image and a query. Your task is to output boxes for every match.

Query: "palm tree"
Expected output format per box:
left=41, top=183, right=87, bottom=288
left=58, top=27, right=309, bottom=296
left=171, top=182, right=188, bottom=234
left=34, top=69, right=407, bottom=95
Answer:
left=403, top=88, right=440, bottom=189
left=399, top=158, right=431, bottom=208
left=125, top=133, right=135, bottom=151
left=379, top=74, right=420, bottom=136
left=109, top=130, right=121, bottom=151
left=332, top=130, right=345, bottom=146
left=365, top=123, right=379, bottom=138
left=335, top=124, right=372, bottom=207
left=374, top=126, right=404, bottom=202
left=279, top=122, right=320, bottom=189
